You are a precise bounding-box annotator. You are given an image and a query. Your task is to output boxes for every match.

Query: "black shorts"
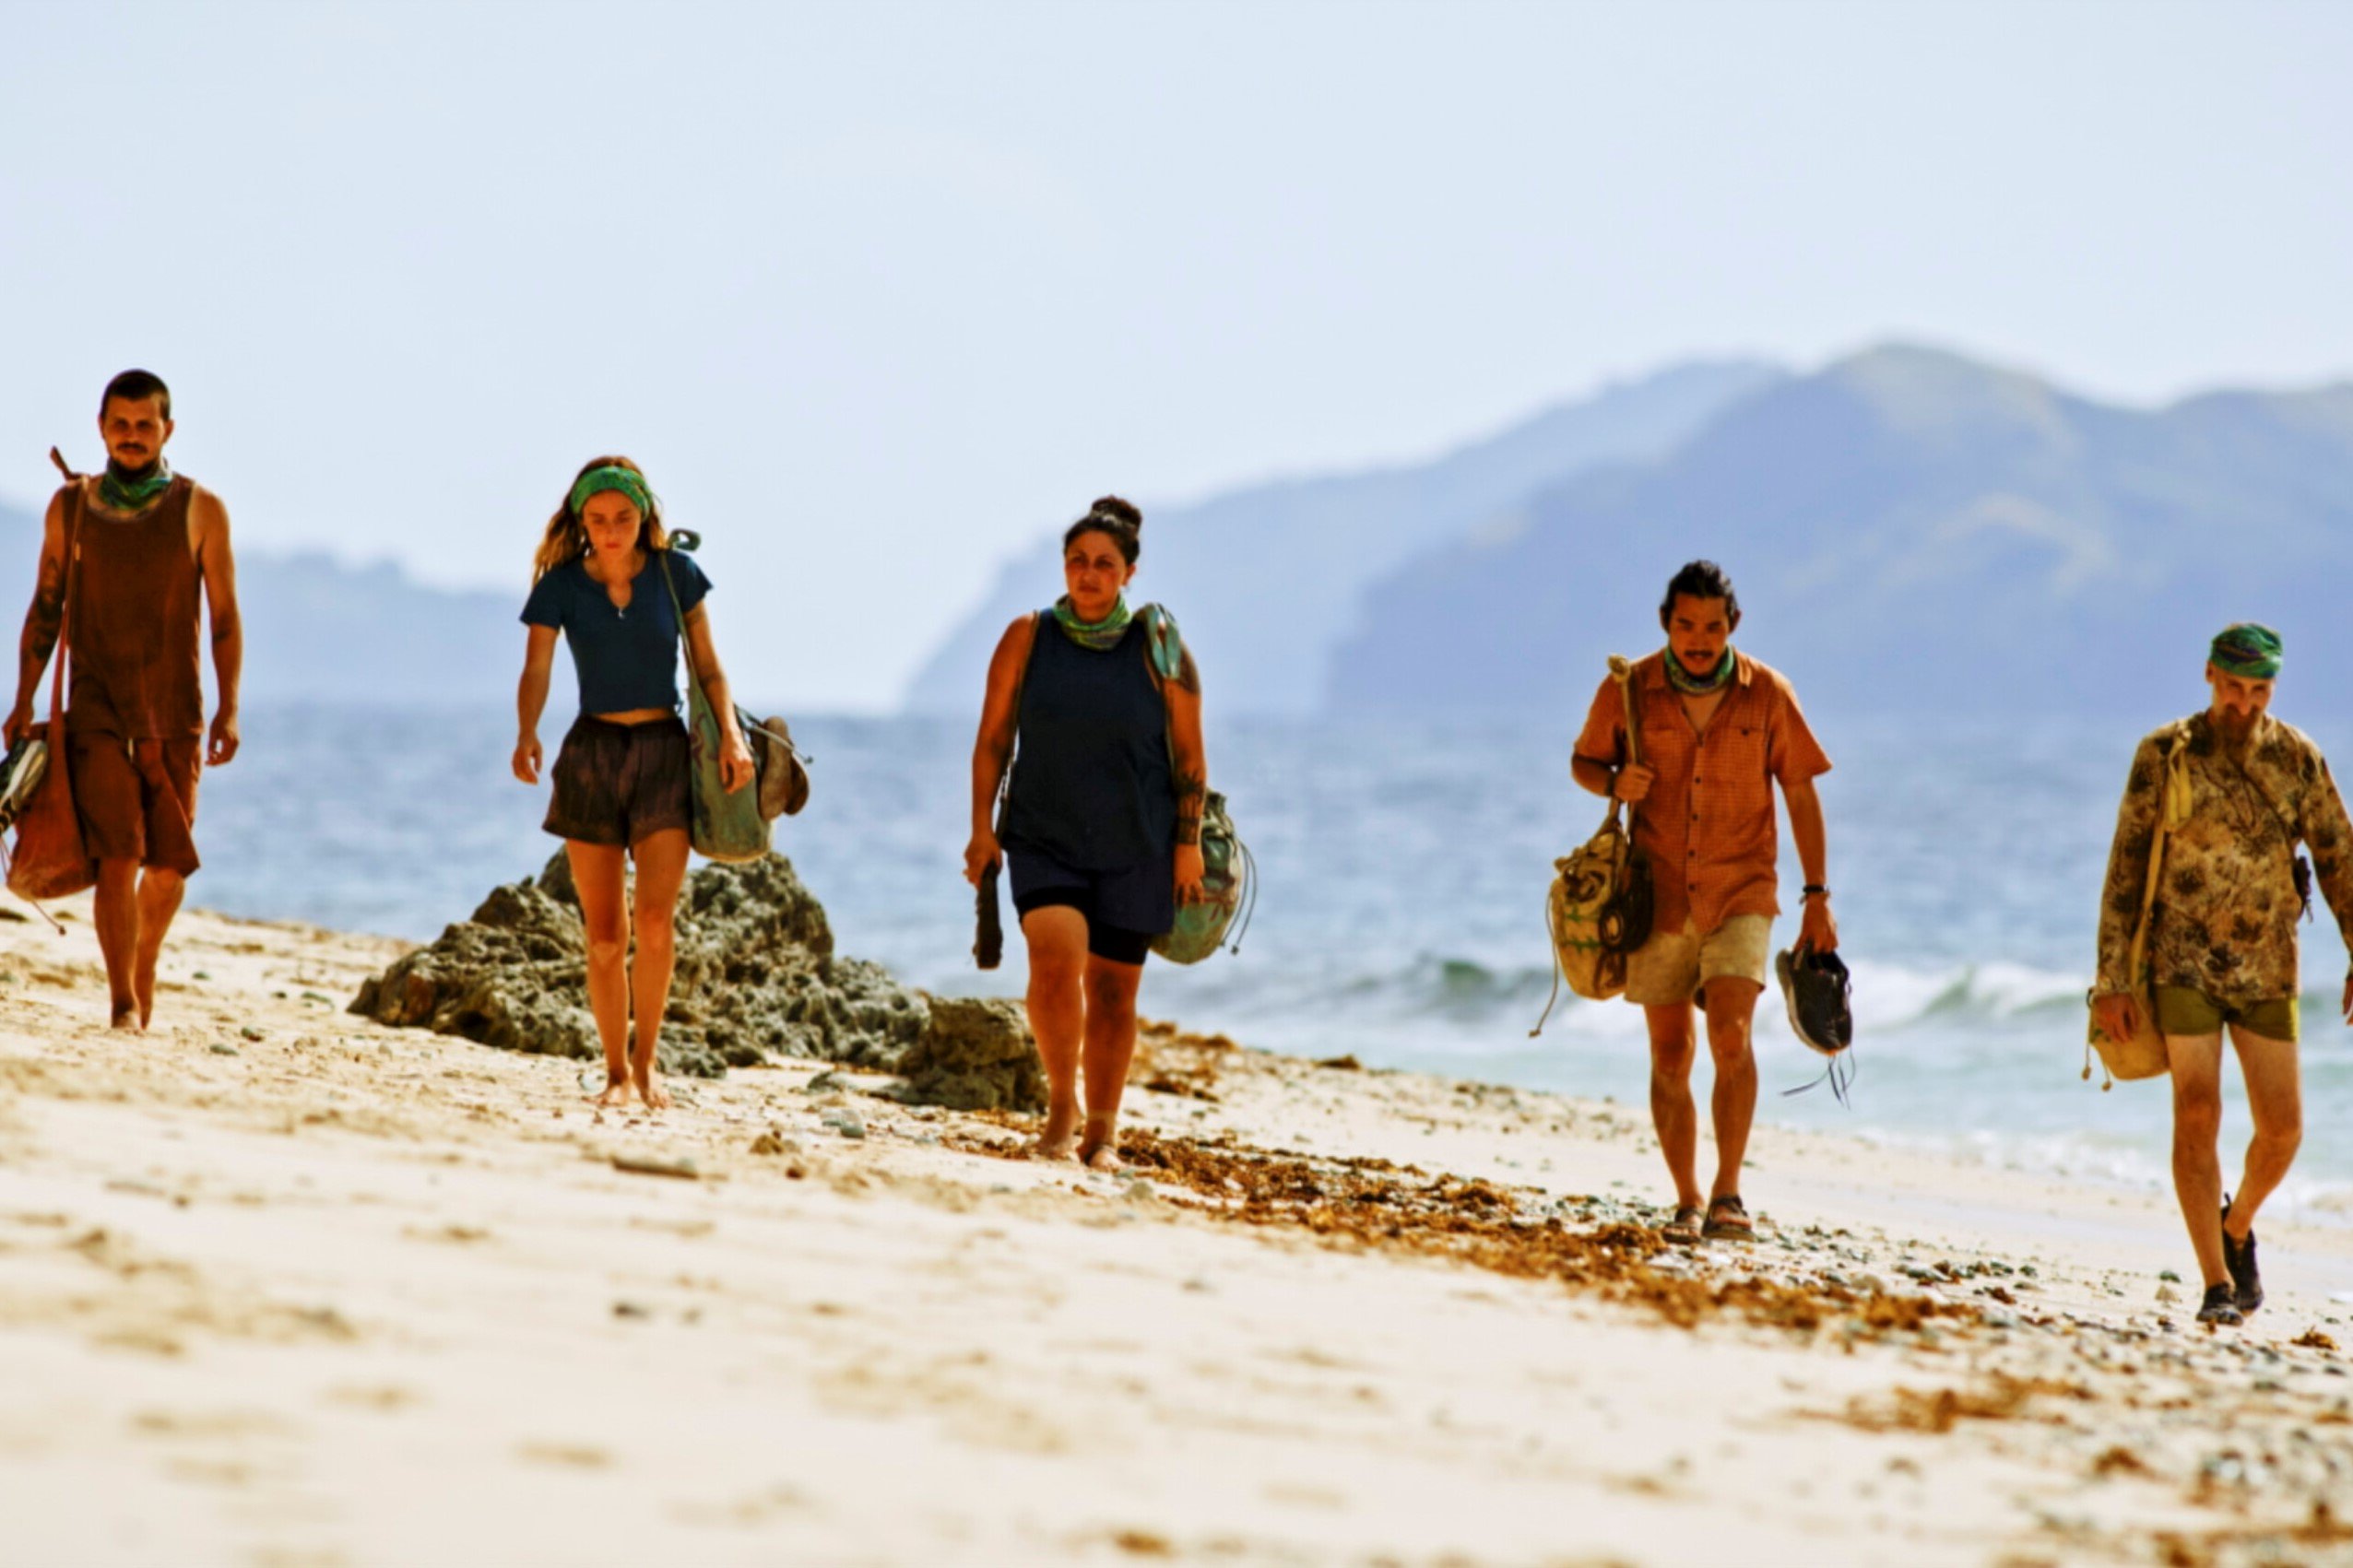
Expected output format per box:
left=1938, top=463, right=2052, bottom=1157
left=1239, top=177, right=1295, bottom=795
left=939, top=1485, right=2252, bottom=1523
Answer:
left=543, top=715, right=691, bottom=848
left=1007, top=850, right=1171, bottom=967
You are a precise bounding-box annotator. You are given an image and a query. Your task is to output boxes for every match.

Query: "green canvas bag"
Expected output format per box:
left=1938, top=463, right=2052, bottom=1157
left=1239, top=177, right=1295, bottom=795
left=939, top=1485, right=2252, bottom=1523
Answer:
left=659, top=536, right=771, bottom=865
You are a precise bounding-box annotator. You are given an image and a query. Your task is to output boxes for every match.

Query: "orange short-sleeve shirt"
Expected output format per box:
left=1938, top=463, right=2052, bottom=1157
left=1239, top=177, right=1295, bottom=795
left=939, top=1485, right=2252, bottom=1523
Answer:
left=1572, top=651, right=1831, bottom=935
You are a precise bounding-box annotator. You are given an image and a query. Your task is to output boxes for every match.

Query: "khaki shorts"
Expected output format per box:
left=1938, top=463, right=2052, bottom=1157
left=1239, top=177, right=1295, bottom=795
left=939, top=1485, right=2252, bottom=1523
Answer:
left=2154, top=985, right=2300, bottom=1043
left=1626, top=914, right=1773, bottom=1008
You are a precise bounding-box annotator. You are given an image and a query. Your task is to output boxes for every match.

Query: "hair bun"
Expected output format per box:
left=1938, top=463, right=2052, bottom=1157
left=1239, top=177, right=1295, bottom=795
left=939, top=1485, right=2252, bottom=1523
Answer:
left=1089, top=495, right=1143, bottom=531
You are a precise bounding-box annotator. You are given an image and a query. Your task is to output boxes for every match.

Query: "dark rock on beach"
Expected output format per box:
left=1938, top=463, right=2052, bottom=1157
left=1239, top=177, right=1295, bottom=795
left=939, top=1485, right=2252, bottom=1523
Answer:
left=349, top=852, right=930, bottom=1080
left=349, top=852, right=1040, bottom=1102
left=892, top=996, right=1046, bottom=1113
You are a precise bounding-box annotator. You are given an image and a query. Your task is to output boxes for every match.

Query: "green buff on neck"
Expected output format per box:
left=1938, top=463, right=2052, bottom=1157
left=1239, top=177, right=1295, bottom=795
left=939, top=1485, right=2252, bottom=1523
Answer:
left=1052, top=594, right=1132, bottom=651
left=100, top=459, right=172, bottom=513
left=1664, top=647, right=1737, bottom=696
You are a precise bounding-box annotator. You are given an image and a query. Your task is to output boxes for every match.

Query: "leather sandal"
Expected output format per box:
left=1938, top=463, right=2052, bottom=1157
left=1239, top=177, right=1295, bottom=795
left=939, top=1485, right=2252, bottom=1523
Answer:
left=1661, top=1205, right=1705, bottom=1247
left=1701, top=1195, right=1755, bottom=1243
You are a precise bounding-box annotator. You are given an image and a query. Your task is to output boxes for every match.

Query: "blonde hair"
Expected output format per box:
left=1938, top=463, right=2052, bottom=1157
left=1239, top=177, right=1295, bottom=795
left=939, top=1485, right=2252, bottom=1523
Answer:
left=531, top=454, right=671, bottom=582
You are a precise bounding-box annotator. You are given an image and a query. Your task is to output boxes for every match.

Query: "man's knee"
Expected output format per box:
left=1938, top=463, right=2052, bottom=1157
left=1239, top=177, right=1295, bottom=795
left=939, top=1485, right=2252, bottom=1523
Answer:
left=1649, top=1029, right=1697, bottom=1081
left=2172, top=1088, right=2225, bottom=1142
left=584, top=927, right=629, bottom=969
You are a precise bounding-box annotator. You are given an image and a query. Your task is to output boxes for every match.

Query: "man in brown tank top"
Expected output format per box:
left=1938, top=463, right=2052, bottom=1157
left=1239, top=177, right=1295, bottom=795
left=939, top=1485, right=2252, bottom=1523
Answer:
left=6, top=370, right=244, bottom=1030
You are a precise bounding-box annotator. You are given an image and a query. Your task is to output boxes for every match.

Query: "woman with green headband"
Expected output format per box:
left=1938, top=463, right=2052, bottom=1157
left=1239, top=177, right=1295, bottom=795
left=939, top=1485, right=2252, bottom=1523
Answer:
left=964, top=496, right=1210, bottom=1168
left=514, top=454, right=756, bottom=1110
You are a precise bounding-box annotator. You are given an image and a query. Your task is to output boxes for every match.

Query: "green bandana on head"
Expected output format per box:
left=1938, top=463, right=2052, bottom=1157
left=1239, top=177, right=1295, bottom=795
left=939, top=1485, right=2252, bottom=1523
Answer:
left=99, top=459, right=172, bottom=513
left=1051, top=594, right=1132, bottom=651
left=568, top=465, right=654, bottom=521
left=2210, top=623, right=2284, bottom=680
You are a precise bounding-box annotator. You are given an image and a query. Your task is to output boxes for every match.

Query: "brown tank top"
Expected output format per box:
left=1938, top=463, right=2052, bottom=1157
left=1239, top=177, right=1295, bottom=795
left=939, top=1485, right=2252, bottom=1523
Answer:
left=65, top=476, right=206, bottom=739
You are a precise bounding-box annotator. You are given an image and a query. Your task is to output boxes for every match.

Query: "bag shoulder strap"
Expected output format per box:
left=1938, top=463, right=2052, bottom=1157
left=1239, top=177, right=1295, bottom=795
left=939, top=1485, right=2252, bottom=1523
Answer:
left=41, top=461, right=85, bottom=726
left=654, top=536, right=705, bottom=694
left=2128, top=721, right=2194, bottom=971
left=1602, top=654, right=1638, bottom=829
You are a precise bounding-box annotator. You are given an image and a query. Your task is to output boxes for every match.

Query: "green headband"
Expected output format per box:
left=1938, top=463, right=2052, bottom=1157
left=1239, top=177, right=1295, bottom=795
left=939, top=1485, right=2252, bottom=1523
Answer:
left=2210, top=622, right=2284, bottom=679
left=568, top=465, right=653, bottom=520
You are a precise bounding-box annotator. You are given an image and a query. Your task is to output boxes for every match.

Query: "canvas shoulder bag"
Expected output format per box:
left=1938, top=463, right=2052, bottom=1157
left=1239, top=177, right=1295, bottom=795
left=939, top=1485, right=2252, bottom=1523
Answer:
left=657, top=536, right=772, bottom=864
left=1532, top=655, right=1652, bottom=1034
left=2084, top=722, right=2193, bottom=1087
left=7, top=467, right=96, bottom=904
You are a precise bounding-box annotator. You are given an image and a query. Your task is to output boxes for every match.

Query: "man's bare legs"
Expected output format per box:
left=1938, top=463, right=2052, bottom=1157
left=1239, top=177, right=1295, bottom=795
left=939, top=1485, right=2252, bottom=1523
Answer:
left=1643, top=978, right=1765, bottom=1209
left=131, top=868, right=185, bottom=1028
left=92, top=857, right=192, bottom=1030
left=93, top=858, right=148, bottom=1029
left=1020, top=906, right=1089, bottom=1158
left=2214, top=1027, right=2301, bottom=1245
left=625, top=829, right=690, bottom=1111
left=2166, top=1031, right=2230, bottom=1289
left=1077, top=954, right=1145, bottom=1170
left=566, top=840, right=635, bottom=1107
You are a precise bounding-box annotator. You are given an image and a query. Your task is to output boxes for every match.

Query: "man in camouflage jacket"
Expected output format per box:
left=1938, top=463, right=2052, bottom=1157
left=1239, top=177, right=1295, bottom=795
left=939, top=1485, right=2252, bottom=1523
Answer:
left=2094, top=624, right=2353, bottom=1326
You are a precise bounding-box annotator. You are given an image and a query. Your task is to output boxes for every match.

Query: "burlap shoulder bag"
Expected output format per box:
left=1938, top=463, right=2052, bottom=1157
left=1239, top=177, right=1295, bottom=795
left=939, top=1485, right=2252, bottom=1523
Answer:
left=2084, top=722, right=2193, bottom=1088
left=7, top=476, right=96, bottom=903
left=1531, top=654, right=1654, bottom=1034
left=657, top=536, right=774, bottom=864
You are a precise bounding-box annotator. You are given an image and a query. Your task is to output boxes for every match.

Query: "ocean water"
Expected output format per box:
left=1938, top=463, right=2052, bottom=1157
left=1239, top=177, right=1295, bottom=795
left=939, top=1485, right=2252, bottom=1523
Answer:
left=186, top=703, right=2353, bottom=1208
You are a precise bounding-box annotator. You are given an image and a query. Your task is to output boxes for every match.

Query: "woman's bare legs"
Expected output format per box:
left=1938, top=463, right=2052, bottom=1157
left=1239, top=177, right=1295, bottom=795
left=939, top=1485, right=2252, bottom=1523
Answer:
left=1020, top=906, right=1090, bottom=1158
left=1078, top=955, right=1145, bottom=1170
left=565, top=839, right=634, bottom=1106
left=626, top=828, right=691, bottom=1111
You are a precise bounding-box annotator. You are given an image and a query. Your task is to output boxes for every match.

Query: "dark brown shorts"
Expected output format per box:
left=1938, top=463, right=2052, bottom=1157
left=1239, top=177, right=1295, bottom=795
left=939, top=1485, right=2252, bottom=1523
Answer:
left=70, top=732, right=202, bottom=875
left=544, top=715, right=691, bottom=848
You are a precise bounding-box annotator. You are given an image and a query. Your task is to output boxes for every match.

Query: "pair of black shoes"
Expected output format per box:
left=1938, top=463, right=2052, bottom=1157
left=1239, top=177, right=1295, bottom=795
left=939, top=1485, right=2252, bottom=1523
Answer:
left=2196, top=1197, right=2264, bottom=1326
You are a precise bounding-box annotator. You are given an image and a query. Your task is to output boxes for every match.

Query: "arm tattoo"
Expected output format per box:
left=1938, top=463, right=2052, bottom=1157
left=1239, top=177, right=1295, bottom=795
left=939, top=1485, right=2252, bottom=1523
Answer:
left=25, top=557, right=65, bottom=662
left=1175, top=770, right=1207, bottom=846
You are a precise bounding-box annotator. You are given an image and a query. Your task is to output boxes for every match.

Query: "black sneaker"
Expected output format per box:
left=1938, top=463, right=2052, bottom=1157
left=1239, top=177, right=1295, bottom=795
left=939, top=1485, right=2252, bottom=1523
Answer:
left=2221, top=1201, right=2264, bottom=1315
left=2196, top=1282, right=2244, bottom=1326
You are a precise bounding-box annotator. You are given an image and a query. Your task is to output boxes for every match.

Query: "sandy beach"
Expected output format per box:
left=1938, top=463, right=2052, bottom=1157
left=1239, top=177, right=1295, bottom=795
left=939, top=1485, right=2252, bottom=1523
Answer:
left=5, top=899, right=2353, bottom=1568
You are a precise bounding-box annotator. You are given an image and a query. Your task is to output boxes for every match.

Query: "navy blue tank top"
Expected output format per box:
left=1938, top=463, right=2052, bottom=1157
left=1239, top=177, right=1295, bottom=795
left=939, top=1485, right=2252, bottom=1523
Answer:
left=999, top=618, right=1175, bottom=872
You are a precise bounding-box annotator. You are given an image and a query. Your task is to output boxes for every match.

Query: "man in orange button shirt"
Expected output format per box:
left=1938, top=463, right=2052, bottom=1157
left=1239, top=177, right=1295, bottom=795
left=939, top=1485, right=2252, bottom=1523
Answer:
left=1572, top=560, right=1836, bottom=1247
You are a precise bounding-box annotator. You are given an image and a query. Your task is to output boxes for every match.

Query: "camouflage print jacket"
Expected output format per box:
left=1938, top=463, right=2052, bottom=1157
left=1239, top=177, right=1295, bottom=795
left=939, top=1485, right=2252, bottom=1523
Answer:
left=2097, top=712, right=2353, bottom=1006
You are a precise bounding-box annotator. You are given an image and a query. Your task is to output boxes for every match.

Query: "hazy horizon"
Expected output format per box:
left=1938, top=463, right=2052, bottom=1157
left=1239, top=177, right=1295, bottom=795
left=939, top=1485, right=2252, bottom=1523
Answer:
left=6, top=0, right=2350, bottom=711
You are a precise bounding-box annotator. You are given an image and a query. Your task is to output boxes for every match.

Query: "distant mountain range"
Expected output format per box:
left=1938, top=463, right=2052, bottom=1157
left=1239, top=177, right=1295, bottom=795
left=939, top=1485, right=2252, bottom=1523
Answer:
left=1327, top=346, right=2353, bottom=718
left=12, top=344, right=2347, bottom=723
left=897, top=360, right=1784, bottom=714
left=911, top=343, right=2353, bottom=721
left=0, top=500, right=521, bottom=706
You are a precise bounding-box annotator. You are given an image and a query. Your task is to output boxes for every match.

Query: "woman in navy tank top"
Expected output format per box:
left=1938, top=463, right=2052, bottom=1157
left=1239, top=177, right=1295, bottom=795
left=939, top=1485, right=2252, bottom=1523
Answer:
left=965, top=498, right=1210, bottom=1168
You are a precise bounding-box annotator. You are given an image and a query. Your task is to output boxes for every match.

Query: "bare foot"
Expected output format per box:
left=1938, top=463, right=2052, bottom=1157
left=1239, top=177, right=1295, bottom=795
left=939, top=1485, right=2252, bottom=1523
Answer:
left=1079, top=1114, right=1119, bottom=1171
left=633, top=1072, right=673, bottom=1112
left=110, top=1007, right=140, bottom=1032
left=1082, top=1142, right=1121, bottom=1173
left=1028, top=1100, right=1081, bottom=1161
left=594, top=1078, right=636, bottom=1108
left=134, top=962, right=158, bottom=1031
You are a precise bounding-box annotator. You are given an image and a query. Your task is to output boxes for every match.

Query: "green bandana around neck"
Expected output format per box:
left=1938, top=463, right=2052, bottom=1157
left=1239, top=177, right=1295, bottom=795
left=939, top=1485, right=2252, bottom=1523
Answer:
left=568, top=465, right=654, bottom=521
left=2210, top=623, right=2284, bottom=680
left=1663, top=645, right=1737, bottom=696
left=1051, top=594, right=1133, bottom=651
left=99, top=458, right=173, bottom=513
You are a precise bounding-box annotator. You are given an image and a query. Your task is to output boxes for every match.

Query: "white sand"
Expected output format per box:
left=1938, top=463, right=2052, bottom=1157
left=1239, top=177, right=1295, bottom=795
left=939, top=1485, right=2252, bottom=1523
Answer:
left=4, top=898, right=2351, bottom=1567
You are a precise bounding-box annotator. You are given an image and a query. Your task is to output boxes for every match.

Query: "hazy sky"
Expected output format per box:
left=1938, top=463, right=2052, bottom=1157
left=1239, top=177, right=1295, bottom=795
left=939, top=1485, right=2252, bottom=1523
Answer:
left=5, top=0, right=2349, bottom=710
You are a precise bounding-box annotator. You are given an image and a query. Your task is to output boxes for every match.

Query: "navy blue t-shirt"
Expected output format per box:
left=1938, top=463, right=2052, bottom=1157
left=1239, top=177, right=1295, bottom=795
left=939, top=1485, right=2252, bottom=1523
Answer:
left=521, top=549, right=711, bottom=714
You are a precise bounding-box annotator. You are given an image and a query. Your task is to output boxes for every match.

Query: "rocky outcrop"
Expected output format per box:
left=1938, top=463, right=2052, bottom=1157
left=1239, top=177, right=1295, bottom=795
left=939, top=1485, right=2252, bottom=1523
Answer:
left=349, top=853, right=1041, bottom=1105
left=892, top=996, right=1046, bottom=1112
left=349, top=853, right=928, bottom=1080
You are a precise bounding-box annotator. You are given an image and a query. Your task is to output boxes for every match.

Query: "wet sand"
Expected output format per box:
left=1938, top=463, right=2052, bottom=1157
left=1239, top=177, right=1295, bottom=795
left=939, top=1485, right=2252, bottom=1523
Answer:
left=4, top=898, right=2352, bottom=1567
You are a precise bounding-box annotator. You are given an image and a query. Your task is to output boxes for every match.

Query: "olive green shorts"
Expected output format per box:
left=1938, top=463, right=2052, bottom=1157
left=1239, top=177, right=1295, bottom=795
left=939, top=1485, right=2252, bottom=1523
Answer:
left=2153, top=985, right=2300, bottom=1043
